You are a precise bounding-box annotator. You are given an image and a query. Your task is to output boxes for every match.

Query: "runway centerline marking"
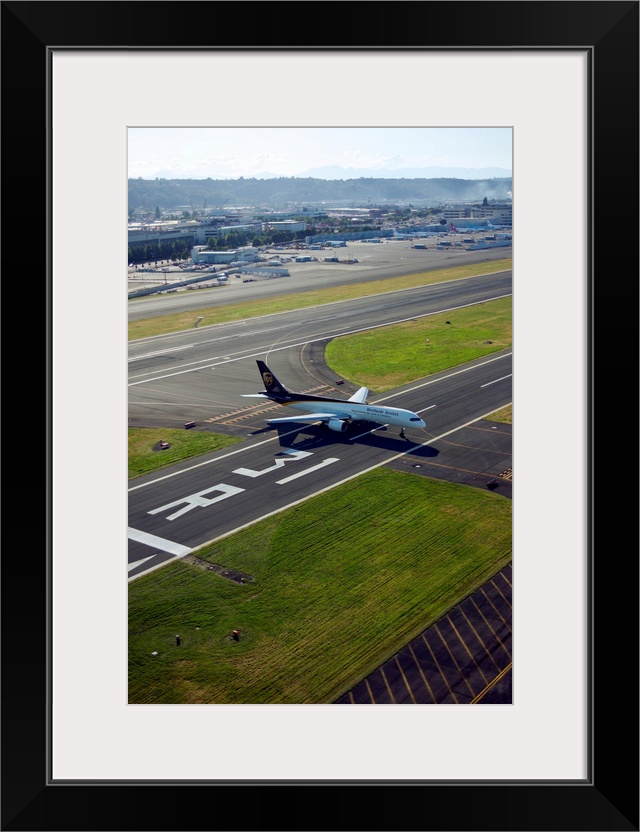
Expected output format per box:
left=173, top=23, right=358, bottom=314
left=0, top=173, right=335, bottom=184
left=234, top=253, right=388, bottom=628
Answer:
left=481, top=373, right=512, bottom=388
left=276, top=458, right=340, bottom=484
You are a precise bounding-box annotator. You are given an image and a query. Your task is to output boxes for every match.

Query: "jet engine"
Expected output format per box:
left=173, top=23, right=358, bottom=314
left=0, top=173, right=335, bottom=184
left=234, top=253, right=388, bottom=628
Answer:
left=327, top=419, right=348, bottom=433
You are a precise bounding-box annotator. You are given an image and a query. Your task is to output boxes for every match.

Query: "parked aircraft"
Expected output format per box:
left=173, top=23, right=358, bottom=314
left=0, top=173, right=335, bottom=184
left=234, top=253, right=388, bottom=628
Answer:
left=242, top=360, right=426, bottom=434
left=450, top=222, right=491, bottom=233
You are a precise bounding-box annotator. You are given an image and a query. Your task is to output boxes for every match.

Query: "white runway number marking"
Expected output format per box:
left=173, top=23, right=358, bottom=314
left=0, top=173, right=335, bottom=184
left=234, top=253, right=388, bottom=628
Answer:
left=232, top=450, right=313, bottom=478
left=145, top=451, right=339, bottom=522
left=148, top=484, right=245, bottom=521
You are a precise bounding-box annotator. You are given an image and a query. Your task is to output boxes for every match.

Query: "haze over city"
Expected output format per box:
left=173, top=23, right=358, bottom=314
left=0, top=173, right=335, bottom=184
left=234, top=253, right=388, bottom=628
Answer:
left=128, top=127, right=512, bottom=181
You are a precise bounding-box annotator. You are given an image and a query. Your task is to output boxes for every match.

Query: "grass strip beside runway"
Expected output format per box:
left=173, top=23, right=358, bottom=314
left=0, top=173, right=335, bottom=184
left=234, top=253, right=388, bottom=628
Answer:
left=128, top=468, right=512, bottom=704
left=326, top=295, right=512, bottom=392
left=128, top=258, right=512, bottom=340
left=128, top=428, right=242, bottom=478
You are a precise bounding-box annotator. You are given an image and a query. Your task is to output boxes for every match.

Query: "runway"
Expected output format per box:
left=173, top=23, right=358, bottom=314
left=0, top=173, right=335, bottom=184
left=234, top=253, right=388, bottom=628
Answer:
left=128, top=349, right=512, bottom=580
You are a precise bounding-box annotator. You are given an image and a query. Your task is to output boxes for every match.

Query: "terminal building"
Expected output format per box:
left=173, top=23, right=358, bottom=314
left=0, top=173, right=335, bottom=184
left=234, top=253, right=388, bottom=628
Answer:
left=441, top=204, right=512, bottom=228
left=128, top=219, right=263, bottom=249
left=262, top=219, right=306, bottom=234
left=190, top=245, right=262, bottom=265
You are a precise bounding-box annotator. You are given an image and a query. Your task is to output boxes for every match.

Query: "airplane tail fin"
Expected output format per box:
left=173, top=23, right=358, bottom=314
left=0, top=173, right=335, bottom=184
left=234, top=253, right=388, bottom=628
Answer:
left=450, top=223, right=458, bottom=232
left=256, top=360, right=291, bottom=396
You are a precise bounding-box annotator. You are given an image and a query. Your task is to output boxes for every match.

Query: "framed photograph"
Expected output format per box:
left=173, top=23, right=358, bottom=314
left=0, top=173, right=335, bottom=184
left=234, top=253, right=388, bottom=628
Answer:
left=3, top=2, right=637, bottom=830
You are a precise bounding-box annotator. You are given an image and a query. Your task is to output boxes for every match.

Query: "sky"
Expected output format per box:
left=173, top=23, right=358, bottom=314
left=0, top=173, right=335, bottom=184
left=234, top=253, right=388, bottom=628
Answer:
left=127, top=127, right=512, bottom=181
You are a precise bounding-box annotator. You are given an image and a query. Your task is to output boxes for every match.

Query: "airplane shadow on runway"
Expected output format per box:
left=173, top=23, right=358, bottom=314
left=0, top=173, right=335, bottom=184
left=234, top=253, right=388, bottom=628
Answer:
left=250, top=421, right=440, bottom=458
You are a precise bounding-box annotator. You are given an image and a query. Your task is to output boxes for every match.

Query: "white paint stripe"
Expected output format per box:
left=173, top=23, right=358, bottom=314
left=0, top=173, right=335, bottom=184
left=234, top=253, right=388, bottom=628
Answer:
left=128, top=344, right=193, bottom=362
left=275, top=457, right=340, bottom=484
left=481, top=374, right=512, bottom=388
left=374, top=354, right=512, bottom=403
left=127, top=527, right=191, bottom=556
left=127, top=555, right=158, bottom=572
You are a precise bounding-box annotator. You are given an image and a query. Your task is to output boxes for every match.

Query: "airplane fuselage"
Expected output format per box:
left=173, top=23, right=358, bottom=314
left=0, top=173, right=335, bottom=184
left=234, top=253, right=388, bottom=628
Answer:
left=265, top=394, right=425, bottom=429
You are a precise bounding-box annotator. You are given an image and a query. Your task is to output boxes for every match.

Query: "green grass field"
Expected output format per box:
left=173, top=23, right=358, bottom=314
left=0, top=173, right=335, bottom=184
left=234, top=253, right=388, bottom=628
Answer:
left=326, top=295, right=512, bottom=392
left=128, top=427, right=242, bottom=479
left=129, top=468, right=512, bottom=704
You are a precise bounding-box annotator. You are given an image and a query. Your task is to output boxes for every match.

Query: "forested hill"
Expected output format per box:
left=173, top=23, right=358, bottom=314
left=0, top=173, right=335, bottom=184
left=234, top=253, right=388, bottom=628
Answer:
left=128, top=176, right=512, bottom=211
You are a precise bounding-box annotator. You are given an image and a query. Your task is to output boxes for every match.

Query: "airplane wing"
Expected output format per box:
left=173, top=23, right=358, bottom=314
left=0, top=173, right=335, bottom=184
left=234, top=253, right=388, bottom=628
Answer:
left=266, top=413, right=343, bottom=424
left=348, top=387, right=369, bottom=403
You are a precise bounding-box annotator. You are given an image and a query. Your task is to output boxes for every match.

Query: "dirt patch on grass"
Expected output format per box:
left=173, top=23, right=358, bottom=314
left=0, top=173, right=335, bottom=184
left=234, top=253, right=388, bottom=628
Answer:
left=182, top=554, right=253, bottom=584
left=153, top=441, right=172, bottom=451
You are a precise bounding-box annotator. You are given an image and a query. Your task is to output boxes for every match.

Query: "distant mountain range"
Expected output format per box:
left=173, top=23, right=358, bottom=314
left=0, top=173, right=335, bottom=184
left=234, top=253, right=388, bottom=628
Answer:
left=148, top=166, right=512, bottom=182
left=295, top=165, right=512, bottom=180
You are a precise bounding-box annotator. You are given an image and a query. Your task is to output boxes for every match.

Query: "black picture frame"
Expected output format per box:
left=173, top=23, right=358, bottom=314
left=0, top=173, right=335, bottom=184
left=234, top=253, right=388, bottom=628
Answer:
left=2, top=2, right=638, bottom=830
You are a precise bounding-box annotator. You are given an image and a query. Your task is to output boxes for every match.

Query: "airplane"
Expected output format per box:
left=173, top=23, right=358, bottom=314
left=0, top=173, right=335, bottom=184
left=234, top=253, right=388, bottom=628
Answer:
left=242, top=360, right=426, bottom=434
left=450, top=221, right=492, bottom=233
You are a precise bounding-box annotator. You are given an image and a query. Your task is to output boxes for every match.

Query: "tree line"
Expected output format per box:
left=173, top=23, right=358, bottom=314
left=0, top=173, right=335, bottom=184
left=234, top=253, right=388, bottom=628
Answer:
left=127, top=228, right=305, bottom=264
left=128, top=239, right=192, bottom=265
left=129, top=176, right=512, bottom=212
